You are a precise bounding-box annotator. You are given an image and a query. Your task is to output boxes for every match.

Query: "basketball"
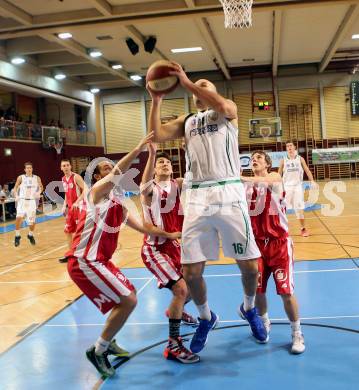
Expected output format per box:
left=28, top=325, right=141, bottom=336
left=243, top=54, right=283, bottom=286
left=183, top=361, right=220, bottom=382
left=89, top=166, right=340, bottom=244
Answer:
left=146, top=60, right=179, bottom=95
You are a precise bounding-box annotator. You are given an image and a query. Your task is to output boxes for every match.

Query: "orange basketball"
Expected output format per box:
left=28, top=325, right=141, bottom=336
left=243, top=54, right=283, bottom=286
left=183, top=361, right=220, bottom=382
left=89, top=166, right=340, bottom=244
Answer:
left=146, top=60, right=179, bottom=95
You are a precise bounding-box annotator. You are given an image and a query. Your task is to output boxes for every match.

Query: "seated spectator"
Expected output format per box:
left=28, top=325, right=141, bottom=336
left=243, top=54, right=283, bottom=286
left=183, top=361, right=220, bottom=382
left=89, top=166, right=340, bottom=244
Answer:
left=77, top=120, right=87, bottom=132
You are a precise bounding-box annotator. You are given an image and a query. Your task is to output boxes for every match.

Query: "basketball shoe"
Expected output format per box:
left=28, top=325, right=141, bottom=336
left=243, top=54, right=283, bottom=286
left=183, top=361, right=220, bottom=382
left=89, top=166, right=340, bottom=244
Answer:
left=164, top=337, right=200, bottom=364
left=86, top=346, right=115, bottom=377
left=291, top=331, right=305, bottom=354
left=190, top=311, right=219, bottom=353
left=238, top=304, right=269, bottom=343
left=107, top=339, right=129, bottom=357
left=165, top=309, right=199, bottom=326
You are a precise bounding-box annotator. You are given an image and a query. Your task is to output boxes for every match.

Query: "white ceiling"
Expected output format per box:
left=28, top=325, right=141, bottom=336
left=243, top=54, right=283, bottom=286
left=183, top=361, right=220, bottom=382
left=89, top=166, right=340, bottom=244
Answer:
left=0, top=0, right=358, bottom=90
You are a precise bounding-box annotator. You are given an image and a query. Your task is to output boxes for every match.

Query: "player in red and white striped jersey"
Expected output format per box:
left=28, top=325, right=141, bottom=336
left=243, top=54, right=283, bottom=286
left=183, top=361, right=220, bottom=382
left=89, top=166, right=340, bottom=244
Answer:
left=140, top=143, right=199, bottom=364
left=59, top=159, right=85, bottom=262
left=66, top=132, right=181, bottom=377
left=241, top=151, right=305, bottom=354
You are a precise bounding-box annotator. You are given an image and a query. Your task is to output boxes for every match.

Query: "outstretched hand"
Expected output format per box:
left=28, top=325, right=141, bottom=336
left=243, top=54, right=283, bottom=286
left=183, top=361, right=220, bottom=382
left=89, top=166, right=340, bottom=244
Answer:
left=137, top=131, right=155, bottom=152
left=148, top=141, right=157, bottom=155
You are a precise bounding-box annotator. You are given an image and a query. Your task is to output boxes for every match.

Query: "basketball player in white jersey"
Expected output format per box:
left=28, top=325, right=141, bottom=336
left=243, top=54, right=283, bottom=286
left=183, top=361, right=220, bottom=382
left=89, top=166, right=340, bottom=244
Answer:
left=278, top=141, right=316, bottom=237
left=13, top=162, right=43, bottom=247
left=147, top=62, right=267, bottom=355
left=59, top=159, right=85, bottom=263
left=141, top=142, right=199, bottom=364
left=241, top=151, right=305, bottom=354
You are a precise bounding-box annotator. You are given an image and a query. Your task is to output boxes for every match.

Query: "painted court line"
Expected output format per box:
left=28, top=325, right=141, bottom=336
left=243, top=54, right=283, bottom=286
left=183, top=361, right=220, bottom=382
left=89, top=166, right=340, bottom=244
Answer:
left=0, top=267, right=358, bottom=283
left=0, top=243, right=68, bottom=276
left=0, top=314, right=354, bottom=328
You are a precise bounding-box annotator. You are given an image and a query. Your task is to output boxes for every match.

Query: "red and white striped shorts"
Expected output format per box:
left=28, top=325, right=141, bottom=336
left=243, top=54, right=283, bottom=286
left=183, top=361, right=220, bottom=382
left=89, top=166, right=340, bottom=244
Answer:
left=67, top=256, right=135, bottom=314
left=256, top=237, right=294, bottom=295
left=141, top=240, right=182, bottom=289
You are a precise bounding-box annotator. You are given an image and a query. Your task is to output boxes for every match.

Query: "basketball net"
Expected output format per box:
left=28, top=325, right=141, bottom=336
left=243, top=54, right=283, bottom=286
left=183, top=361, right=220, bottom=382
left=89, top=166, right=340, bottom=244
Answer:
left=220, top=0, right=253, bottom=29
left=53, top=141, right=63, bottom=155
left=260, top=126, right=271, bottom=141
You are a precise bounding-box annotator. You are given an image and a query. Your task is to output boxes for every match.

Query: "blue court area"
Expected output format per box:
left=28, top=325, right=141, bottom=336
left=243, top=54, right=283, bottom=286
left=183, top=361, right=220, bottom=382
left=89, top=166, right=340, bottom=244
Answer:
left=1, top=259, right=359, bottom=390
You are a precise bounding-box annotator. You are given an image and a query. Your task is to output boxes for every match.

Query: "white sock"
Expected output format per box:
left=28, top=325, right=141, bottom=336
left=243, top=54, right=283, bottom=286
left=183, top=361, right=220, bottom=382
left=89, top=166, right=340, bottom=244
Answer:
left=290, top=320, right=301, bottom=334
left=261, top=312, right=270, bottom=323
left=15, top=230, right=21, bottom=237
left=196, top=301, right=211, bottom=321
left=244, top=295, right=255, bottom=311
left=28, top=231, right=33, bottom=237
left=95, top=336, right=110, bottom=355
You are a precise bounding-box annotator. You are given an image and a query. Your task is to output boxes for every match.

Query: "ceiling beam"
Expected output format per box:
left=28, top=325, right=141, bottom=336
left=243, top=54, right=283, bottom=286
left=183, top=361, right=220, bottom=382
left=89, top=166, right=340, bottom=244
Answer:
left=0, top=0, right=358, bottom=40
left=57, top=64, right=109, bottom=76
left=88, top=0, right=113, bottom=16
left=37, top=52, right=90, bottom=68
left=32, top=9, right=101, bottom=26
left=39, top=33, right=141, bottom=86
left=125, top=25, right=169, bottom=61
left=272, top=10, right=282, bottom=77
left=79, top=74, right=121, bottom=84
left=0, top=0, right=33, bottom=26
left=6, top=36, right=63, bottom=56
left=196, top=18, right=230, bottom=80
left=319, top=4, right=359, bottom=72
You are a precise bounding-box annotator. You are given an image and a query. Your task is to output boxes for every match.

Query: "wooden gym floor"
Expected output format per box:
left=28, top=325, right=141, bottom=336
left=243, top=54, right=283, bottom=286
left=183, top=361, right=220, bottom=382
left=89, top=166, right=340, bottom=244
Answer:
left=0, top=179, right=358, bottom=354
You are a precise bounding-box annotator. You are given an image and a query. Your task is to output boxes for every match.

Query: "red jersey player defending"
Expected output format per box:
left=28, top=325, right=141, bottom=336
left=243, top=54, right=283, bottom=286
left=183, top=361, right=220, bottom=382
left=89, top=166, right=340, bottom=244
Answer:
left=241, top=151, right=305, bottom=354
left=141, top=143, right=199, bottom=364
left=66, top=133, right=181, bottom=377
left=59, top=159, right=85, bottom=263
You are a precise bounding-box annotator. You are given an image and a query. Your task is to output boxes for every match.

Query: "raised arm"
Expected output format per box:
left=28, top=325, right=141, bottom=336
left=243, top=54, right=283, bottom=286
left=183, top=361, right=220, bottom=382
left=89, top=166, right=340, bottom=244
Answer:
left=140, top=142, right=157, bottom=201
left=300, top=157, right=315, bottom=183
left=169, top=62, right=237, bottom=119
left=147, top=91, right=186, bottom=143
left=92, top=132, right=154, bottom=204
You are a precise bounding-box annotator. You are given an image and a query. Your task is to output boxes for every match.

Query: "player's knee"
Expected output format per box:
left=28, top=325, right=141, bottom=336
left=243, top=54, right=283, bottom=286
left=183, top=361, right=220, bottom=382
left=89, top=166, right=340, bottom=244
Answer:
left=239, top=259, right=259, bottom=275
left=123, top=292, right=137, bottom=309
left=172, top=280, right=188, bottom=300
left=182, top=264, right=203, bottom=283
left=281, top=293, right=293, bottom=303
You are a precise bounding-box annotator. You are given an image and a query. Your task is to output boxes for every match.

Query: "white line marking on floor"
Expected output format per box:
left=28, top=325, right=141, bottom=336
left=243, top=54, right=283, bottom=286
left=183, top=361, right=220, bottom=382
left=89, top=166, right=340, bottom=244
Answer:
left=136, top=276, right=155, bottom=295
left=1, top=314, right=356, bottom=328
left=1, top=267, right=358, bottom=283
left=0, top=243, right=68, bottom=276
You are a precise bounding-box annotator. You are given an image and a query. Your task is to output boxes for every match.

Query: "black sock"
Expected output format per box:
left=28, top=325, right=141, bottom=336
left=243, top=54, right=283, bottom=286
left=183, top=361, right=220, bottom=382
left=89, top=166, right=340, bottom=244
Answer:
left=169, top=318, right=181, bottom=339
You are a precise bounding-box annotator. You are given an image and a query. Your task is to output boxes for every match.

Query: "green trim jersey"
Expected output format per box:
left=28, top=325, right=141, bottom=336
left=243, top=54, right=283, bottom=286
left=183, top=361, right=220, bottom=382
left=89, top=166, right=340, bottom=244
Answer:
left=283, top=155, right=303, bottom=186
left=184, top=110, right=241, bottom=183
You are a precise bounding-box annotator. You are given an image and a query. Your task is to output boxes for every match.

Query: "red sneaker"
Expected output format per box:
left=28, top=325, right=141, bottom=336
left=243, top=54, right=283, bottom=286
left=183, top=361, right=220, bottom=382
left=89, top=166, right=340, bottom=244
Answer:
left=165, top=309, right=199, bottom=326
left=301, top=228, right=309, bottom=237
left=164, top=337, right=200, bottom=364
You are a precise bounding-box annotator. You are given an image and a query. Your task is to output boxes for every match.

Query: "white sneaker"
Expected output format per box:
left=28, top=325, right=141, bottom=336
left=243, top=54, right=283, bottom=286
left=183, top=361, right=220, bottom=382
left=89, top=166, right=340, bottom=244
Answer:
left=291, top=331, right=305, bottom=354
left=263, top=319, right=271, bottom=336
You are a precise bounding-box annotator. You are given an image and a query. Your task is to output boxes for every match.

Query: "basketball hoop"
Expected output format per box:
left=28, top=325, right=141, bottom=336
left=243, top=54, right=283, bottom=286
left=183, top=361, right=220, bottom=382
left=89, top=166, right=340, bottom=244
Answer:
left=53, top=141, right=63, bottom=155
left=47, top=136, right=63, bottom=154
left=220, top=0, right=253, bottom=29
left=260, top=126, right=271, bottom=140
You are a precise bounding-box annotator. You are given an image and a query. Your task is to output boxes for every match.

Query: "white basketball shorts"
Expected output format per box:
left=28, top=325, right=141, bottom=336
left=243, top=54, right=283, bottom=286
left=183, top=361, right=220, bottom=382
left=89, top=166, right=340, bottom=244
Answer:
left=181, top=180, right=260, bottom=264
left=284, top=184, right=305, bottom=211
left=16, top=199, right=37, bottom=225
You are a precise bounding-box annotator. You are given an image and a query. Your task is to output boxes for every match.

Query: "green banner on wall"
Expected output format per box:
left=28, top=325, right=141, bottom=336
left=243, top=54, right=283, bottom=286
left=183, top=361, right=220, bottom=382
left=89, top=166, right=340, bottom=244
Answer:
left=312, top=147, right=359, bottom=164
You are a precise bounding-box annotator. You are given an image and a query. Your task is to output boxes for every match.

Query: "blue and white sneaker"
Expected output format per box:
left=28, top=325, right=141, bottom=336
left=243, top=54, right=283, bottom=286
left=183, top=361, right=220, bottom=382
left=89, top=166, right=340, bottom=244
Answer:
left=190, top=311, right=219, bottom=353
left=238, top=304, right=269, bottom=343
